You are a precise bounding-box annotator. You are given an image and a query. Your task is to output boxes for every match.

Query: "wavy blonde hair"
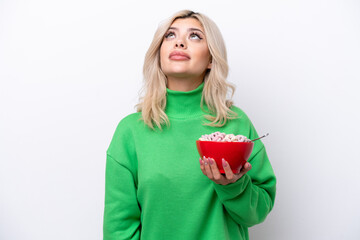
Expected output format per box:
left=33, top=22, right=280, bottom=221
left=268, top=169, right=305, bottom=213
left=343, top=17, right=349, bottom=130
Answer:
left=135, top=10, right=238, bottom=130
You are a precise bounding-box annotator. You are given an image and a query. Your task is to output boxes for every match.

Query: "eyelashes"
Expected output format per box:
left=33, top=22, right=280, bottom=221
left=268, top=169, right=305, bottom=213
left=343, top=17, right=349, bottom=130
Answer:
left=164, top=31, right=175, bottom=38
left=190, top=32, right=203, bottom=40
left=164, top=31, right=203, bottom=40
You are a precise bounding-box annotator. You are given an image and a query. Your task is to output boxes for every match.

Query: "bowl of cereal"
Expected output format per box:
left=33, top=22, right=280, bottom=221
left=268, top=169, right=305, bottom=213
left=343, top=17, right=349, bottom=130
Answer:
left=196, top=132, right=254, bottom=174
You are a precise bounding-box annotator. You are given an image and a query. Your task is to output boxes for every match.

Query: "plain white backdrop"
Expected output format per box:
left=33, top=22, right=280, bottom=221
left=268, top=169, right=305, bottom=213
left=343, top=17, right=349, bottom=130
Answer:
left=1, top=0, right=359, bottom=239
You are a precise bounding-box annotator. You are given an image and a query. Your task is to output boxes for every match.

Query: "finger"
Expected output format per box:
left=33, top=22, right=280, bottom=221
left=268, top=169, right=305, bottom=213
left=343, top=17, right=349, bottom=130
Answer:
left=222, top=158, right=234, bottom=180
left=209, top=158, right=222, bottom=181
left=203, top=157, right=214, bottom=179
left=199, top=158, right=206, bottom=175
left=240, top=162, right=252, bottom=175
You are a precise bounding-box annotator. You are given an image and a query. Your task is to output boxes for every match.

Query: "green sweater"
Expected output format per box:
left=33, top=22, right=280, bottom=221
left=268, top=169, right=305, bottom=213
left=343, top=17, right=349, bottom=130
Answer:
left=104, top=82, right=276, bottom=240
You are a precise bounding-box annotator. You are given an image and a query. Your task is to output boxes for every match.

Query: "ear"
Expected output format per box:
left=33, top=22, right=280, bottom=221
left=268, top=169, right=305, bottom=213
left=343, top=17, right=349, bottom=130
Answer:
left=207, top=58, right=212, bottom=69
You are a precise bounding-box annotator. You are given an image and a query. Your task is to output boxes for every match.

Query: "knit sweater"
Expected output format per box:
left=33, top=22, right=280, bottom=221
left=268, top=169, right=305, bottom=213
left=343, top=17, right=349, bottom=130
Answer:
left=103, top=82, right=276, bottom=240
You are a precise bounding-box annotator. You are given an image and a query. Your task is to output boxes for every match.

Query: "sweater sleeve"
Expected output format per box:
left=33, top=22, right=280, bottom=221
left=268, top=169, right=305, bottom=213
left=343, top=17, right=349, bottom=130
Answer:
left=103, top=118, right=141, bottom=240
left=212, top=121, right=276, bottom=227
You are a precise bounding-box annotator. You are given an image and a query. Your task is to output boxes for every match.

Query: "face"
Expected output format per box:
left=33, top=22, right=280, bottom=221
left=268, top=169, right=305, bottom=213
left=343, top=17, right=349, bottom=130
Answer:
left=160, top=18, right=212, bottom=80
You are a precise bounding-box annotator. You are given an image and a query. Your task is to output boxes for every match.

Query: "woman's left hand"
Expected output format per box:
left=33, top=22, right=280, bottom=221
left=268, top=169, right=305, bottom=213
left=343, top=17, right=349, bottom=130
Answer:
left=199, top=156, right=252, bottom=185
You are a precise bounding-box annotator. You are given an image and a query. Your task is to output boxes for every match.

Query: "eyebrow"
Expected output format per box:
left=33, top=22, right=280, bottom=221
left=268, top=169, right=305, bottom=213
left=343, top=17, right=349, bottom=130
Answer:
left=168, top=27, right=204, bottom=35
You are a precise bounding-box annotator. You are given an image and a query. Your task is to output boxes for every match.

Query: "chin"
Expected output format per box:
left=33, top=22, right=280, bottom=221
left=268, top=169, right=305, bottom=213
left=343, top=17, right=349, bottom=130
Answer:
left=167, top=72, right=192, bottom=78
left=164, top=68, right=190, bottom=76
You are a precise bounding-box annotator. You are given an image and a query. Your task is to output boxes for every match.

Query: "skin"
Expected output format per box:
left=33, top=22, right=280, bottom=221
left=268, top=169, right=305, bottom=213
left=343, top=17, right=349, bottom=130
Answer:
left=160, top=17, right=212, bottom=92
left=160, top=17, right=252, bottom=185
left=199, top=157, right=252, bottom=185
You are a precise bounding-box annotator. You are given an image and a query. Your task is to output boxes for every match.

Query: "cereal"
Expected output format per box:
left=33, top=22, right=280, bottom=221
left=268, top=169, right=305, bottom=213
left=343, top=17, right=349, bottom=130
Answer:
left=199, top=131, right=251, bottom=142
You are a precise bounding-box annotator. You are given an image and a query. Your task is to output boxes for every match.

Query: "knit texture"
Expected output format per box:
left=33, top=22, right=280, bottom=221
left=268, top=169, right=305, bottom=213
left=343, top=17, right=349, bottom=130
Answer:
left=104, top=82, right=276, bottom=240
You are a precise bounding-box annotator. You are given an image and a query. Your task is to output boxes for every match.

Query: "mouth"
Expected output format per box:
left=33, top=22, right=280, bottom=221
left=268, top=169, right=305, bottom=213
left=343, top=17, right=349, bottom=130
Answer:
left=169, top=51, right=190, bottom=60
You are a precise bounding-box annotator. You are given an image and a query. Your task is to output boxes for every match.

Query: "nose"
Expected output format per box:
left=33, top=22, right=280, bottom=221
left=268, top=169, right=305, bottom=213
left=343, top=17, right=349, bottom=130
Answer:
left=175, top=39, right=186, bottom=49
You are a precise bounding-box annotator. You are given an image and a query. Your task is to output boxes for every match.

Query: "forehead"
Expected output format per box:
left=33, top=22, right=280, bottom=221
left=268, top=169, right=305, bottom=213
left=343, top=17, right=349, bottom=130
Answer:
left=170, top=17, right=204, bottom=31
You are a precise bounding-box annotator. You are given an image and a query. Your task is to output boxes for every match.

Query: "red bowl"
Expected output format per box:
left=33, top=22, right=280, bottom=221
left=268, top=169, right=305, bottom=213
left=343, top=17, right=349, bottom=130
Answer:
left=196, top=140, right=254, bottom=174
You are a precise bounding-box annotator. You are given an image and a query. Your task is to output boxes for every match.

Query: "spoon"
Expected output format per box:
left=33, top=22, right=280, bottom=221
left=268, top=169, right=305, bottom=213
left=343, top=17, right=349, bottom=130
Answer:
left=251, top=133, right=269, bottom=142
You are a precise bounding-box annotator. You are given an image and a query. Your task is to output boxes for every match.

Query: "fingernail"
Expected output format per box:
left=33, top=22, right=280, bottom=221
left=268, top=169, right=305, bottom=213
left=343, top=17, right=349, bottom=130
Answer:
left=222, top=158, right=228, bottom=167
left=209, top=158, right=214, bottom=165
left=204, top=159, right=208, bottom=165
left=199, top=158, right=202, bottom=165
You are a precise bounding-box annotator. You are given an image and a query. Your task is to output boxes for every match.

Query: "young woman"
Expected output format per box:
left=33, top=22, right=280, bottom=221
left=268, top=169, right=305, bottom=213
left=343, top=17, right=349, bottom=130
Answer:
left=104, top=10, right=276, bottom=240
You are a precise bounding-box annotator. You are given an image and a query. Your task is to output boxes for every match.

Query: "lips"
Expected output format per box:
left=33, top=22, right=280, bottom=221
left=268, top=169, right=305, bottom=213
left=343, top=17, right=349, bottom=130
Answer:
left=169, top=51, right=190, bottom=60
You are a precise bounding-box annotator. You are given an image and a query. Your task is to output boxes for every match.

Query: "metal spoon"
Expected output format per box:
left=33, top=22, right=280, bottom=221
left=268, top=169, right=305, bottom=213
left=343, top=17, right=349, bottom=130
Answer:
left=251, top=133, right=269, bottom=142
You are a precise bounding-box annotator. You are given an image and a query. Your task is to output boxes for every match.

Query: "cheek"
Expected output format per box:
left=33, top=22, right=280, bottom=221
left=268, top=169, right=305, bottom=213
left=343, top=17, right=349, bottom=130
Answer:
left=159, top=46, right=167, bottom=68
left=159, top=43, right=170, bottom=61
left=159, top=46, right=165, bottom=60
left=195, top=47, right=211, bottom=64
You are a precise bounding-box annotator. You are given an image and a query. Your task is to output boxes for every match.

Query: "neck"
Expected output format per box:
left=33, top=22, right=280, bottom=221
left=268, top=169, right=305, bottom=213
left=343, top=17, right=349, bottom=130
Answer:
left=166, top=76, right=205, bottom=92
left=165, top=81, right=208, bottom=119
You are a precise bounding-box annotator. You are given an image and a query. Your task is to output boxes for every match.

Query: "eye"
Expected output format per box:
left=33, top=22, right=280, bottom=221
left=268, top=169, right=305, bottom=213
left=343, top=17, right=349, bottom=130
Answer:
left=190, top=32, right=203, bottom=40
left=164, top=31, right=175, bottom=39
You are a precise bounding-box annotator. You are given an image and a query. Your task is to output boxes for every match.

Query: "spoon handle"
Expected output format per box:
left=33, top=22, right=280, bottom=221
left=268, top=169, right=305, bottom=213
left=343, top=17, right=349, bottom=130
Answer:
left=251, top=133, right=269, bottom=142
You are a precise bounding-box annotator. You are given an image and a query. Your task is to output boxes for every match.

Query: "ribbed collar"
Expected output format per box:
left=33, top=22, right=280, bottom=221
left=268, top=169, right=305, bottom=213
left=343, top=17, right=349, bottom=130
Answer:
left=165, top=82, right=208, bottom=119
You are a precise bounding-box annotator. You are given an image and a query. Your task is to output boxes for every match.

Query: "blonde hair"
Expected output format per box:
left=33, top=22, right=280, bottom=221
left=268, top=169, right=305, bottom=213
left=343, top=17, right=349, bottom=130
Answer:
left=135, top=10, right=237, bottom=130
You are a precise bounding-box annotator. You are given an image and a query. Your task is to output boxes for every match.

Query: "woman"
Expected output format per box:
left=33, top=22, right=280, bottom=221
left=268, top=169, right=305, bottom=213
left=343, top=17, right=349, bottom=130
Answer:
left=104, top=10, right=276, bottom=240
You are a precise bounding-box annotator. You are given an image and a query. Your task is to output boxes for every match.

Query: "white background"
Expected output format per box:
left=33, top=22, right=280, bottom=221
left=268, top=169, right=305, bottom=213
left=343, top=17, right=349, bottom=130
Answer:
left=1, top=0, right=359, bottom=239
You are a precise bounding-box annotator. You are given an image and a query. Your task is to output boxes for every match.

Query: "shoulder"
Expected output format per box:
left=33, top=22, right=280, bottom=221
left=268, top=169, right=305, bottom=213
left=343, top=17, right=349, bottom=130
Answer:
left=111, top=112, right=144, bottom=134
left=229, top=105, right=262, bottom=139
left=229, top=105, right=252, bottom=123
left=106, top=112, right=142, bottom=156
left=118, top=112, right=143, bottom=128
left=109, top=112, right=142, bottom=144
left=229, top=105, right=266, bottom=154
